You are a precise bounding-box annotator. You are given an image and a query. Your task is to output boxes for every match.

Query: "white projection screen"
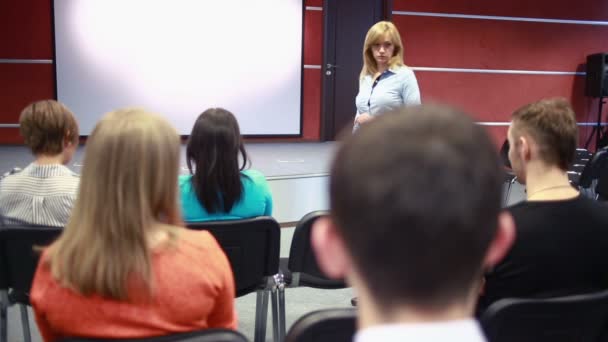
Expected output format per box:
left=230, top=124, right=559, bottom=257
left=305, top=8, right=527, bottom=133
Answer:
left=53, top=0, right=303, bottom=136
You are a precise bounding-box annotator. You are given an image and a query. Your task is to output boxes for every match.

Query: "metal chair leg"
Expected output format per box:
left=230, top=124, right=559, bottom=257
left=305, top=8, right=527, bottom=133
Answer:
left=0, top=291, right=8, bottom=342
left=270, top=286, right=280, bottom=342
left=278, top=281, right=286, bottom=340
left=19, top=304, right=31, bottom=342
left=254, top=289, right=269, bottom=342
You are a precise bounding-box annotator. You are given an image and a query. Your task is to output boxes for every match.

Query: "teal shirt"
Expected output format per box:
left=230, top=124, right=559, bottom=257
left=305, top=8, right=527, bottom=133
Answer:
left=179, top=169, right=273, bottom=222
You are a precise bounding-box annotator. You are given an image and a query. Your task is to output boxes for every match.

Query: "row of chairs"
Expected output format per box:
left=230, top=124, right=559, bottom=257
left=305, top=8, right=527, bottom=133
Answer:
left=4, top=213, right=608, bottom=342
left=0, top=212, right=336, bottom=342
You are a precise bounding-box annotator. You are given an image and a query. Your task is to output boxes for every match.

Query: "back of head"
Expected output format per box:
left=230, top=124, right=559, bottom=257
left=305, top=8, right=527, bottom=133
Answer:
left=330, top=104, right=502, bottom=311
left=49, top=108, right=182, bottom=300
left=186, top=108, right=248, bottom=213
left=19, top=99, right=79, bottom=155
left=511, top=98, right=577, bottom=170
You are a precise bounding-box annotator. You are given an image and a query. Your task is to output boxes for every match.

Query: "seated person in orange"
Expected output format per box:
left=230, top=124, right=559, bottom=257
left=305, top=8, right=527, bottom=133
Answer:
left=179, top=108, right=272, bottom=222
left=31, top=109, right=237, bottom=341
left=478, top=98, right=608, bottom=312
left=0, top=100, right=79, bottom=227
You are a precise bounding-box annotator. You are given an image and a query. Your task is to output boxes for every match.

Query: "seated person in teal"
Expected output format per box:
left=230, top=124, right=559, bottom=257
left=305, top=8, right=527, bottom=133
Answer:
left=179, top=108, right=273, bottom=221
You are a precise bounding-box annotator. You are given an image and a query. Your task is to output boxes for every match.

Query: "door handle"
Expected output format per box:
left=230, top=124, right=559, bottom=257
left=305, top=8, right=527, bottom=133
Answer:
left=326, top=63, right=339, bottom=69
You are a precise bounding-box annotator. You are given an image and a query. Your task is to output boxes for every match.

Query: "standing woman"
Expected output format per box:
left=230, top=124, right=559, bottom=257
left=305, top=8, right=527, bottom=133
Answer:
left=354, top=21, right=421, bottom=130
left=31, top=109, right=237, bottom=341
left=180, top=108, right=272, bottom=222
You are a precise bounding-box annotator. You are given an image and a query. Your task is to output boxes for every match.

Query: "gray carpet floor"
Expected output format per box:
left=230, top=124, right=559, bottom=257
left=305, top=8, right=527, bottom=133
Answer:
left=5, top=227, right=355, bottom=342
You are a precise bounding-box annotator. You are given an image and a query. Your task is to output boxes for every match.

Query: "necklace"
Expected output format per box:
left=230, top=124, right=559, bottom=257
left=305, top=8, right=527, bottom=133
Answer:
left=527, top=185, right=573, bottom=199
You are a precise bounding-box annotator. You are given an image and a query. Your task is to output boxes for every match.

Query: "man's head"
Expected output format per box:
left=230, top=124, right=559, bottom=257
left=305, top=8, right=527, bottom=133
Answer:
left=313, top=104, right=514, bottom=319
left=19, top=100, right=79, bottom=164
left=507, top=98, right=577, bottom=183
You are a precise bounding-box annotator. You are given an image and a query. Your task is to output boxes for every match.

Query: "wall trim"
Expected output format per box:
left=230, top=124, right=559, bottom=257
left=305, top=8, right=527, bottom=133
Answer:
left=0, top=59, right=53, bottom=64
left=392, top=11, right=608, bottom=26
left=411, top=66, right=585, bottom=76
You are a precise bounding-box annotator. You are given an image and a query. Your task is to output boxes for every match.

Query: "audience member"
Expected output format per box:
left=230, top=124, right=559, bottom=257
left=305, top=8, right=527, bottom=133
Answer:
left=180, top=108, right=272, bottom=221
left=312, top=104, right=515, bottom=341
left=479, top=98, right=608, bottom=311
left=0, top=100, right=79, bottom=227
left=31, top=109, right=237, bottom=341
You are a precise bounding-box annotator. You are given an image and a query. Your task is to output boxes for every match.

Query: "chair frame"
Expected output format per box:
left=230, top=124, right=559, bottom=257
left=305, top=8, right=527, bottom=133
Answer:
left=186, top=217, right=281, bottom=342
left=0, top=225, right=63, bottom=342
left=481, top=290, right=608, bottom=342
left=284, top=308, right=357, bottom=342
left=276, top=211, right=347, bottom=340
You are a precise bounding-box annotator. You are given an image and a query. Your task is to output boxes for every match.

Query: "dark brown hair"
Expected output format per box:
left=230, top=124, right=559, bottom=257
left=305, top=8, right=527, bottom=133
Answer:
left=186, top=108, right=249, bottom=213
left=329, top=104, right=503, bottom=311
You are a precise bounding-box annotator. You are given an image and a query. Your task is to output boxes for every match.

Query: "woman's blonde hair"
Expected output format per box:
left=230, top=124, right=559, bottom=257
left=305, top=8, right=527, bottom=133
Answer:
left=46, top=108, right=182, bottom=300
left=360, top=21, right=405, bottom=78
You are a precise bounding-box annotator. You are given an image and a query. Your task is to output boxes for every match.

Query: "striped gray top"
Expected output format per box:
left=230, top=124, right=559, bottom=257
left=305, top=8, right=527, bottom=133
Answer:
left=0, top=163, right=79, bottom=227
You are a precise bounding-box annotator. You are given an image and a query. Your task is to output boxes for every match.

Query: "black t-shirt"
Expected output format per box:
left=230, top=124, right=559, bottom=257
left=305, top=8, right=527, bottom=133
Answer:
left=478, top=195, right=608, bottom=312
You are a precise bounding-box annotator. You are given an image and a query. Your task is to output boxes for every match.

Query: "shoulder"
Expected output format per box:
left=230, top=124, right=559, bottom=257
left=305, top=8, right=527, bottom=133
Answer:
left=391, top=66, right=417, bottom=80
left=174, top=228, right=228, bottom=264
left=574, top=196, right=608, bottom=220
left=241, top=169, right=268, bottom=184
left=178, top=174, right=193, bottom=187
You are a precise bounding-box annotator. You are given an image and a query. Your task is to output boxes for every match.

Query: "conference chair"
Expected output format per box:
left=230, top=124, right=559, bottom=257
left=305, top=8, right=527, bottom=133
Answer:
left=59, top=329, right=249, bottom=342
left=499, top=140, right=517, bottom=206
left=480, top=290, right=608, bottom=342
left=275, top=211, right=347, bottom=340
left=186, top=217, right=281, bottom=342
left=578, top=146, right=608, bottom=197
left=0, top=225, right=63, bottom=342
left=284, top=308, right=356, bottom=342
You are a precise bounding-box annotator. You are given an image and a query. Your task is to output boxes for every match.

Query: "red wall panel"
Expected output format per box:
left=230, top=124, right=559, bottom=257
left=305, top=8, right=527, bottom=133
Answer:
left=305, top=0, right=323, bottom=8
left=417, top=72, right=593, bottom=122
left=396, top=15, right=608, bottom=71
left=302, top=69, right=322, bottom=139
left=0, top=1, right=53, bottom=58
left=0, top=64, right=55, bottom=122
left=393, top=0, right=608, bottom=21
left=304, top=9, right=323, bottom=65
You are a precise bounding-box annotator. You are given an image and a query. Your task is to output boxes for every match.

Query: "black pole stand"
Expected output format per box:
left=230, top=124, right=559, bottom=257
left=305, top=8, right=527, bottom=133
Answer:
left=585, top=96, right=606, bottom=151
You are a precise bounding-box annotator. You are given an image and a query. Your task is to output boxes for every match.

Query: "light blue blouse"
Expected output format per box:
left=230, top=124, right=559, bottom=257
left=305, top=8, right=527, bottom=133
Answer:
left=354, top=66, right=421, bottom=130
left=179, top=169, right=273, bottom=222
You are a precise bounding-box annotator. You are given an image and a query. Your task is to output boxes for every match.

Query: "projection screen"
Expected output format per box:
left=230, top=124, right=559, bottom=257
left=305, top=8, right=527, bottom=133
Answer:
left=53, top=0, right=303, bottom=136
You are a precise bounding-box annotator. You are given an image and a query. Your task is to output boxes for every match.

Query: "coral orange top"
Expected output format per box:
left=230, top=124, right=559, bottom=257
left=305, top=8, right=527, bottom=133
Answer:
left=30, top=229, right=237, bottom=341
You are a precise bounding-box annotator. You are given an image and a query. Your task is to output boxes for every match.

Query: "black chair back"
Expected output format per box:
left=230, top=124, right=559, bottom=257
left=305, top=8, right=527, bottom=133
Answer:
left=286, top=211, right=344, bottom=288
left=480, top=290, right=608, bottom=342
left=499, top=140, right=511, bottom=169
left=285, top=308, right=356, bottom=342
left=0, top=226, right=62, bottom=304
left=186, top=217, right=280, bottom=297
left=59, top=329, right=249, bottom=342
left=578, top=147, right=608, bottom=188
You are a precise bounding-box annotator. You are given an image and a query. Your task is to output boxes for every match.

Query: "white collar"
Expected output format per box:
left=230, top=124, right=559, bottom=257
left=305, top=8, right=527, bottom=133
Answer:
left=355, top=319, right=486, bottom=342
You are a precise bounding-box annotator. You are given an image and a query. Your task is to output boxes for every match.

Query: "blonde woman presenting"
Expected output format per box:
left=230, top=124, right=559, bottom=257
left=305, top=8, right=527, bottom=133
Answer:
left=354, top=21, right=421, bottom=131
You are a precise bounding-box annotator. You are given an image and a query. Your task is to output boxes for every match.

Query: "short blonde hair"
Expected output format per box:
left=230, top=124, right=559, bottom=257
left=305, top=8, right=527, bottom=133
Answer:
left=47, top=108, right=182, bottom=300
left=19, top=100, right=79, bottom=155
left=360, top=21, right=405, bottom=78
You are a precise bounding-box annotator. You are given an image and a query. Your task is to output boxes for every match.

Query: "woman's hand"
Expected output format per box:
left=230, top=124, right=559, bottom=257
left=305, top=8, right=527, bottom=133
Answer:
left=355, top=113, right=373, bottom=125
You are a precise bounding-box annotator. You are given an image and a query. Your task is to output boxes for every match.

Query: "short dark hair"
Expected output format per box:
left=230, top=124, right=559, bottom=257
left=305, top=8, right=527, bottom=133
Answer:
left=186, top=108, right=249, bottom=213
left=330, top=104, right=502, bottom=311
left=511, top=98, right=577, bottom=170
left=19, top=100, right=79, bottom=155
